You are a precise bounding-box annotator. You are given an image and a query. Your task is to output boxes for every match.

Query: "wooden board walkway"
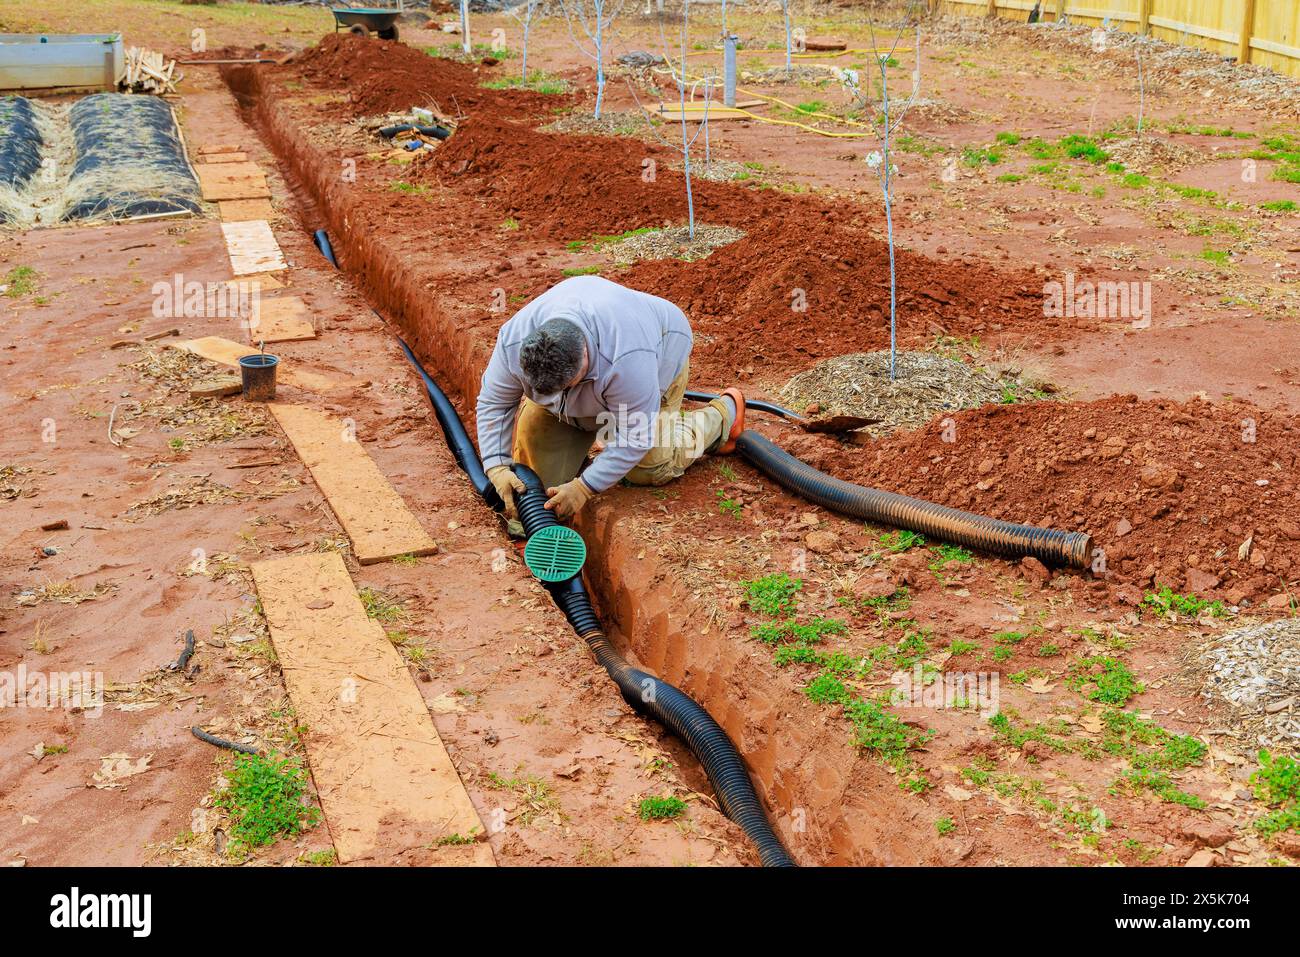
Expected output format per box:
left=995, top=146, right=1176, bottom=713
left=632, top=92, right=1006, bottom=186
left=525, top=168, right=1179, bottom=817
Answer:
left=221, top=220, right=287, bottom=275
left=170, top=336, right=347, bottom=394
left=218, top=199, right=276, bottom=222
left=268, top=403, right=438, bottom=564
left=251, top=552, right=492, bottom=864
left=198, top=161, right=270, bottom=201
left=252, top=296, right=316, bottom=344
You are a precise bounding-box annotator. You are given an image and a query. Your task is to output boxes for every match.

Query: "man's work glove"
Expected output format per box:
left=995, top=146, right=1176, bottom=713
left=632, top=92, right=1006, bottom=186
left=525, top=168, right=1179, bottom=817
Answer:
left=487, top=465, right=526, bottom=520
left=545, top=478, right=595, bottom=521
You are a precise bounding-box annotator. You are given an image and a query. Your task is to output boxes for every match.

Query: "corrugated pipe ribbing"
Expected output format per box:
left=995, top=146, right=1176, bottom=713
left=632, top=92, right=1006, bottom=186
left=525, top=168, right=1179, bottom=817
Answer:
left=512, top=464, right=796, bottom=868
left=734, top=431, right=1091, bottom=568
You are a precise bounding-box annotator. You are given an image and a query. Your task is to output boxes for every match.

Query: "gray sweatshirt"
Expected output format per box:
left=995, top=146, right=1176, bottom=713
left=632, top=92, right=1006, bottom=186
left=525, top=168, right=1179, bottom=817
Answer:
left=476, top=276, right=693, bottom=492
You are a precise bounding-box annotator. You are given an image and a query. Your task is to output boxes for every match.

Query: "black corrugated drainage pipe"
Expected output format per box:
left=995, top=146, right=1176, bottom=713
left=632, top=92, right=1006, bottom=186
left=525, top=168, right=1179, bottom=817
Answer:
left=318, top=228, right=793, bottom=863
left=685, top=392, right=1091, bottom=568
left=396, top=338, right=502, bottom=510
left=313, top=229, right=338, bottom=267
left=510, top=464, right=795, bottom=867
left=736, top=432, right=1091, bottom=567
left=393, top=334, right=795, bottom=866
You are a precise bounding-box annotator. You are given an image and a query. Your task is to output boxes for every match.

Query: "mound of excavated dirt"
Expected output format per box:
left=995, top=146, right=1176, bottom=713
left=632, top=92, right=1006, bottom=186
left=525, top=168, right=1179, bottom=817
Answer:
left=422, top=112, right=819, bottom=242
left=295, top=34, right=568, bottom=118
left=423, top=113, right=685, bottom=238
left=817, top=395, right=1299, bottom=605
left=623, top=217, right=1072, bottom=379
left=410, top=112, right=1079, bottom=377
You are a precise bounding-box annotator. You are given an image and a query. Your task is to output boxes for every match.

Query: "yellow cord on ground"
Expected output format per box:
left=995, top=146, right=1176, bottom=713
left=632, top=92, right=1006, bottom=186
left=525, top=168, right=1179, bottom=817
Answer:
left=728, top=106, right=868, bottom=137
left=736, top=86, right=875, bottom=130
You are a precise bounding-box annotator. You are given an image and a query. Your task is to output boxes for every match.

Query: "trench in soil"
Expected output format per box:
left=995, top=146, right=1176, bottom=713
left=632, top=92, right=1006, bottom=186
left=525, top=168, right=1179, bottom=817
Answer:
left=219, top=63, right=984, bottom=866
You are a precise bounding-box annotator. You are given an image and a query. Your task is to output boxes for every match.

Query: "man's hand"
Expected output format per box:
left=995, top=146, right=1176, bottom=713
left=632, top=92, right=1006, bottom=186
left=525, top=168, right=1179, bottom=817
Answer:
left=545, top=478, right=595, bottom=520
left=486, top=465, right=526, bottom=519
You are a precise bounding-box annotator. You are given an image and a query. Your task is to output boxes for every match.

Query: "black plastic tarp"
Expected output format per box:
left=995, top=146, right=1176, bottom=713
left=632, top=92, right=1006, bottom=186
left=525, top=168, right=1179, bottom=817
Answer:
left=62, top=94, right=201, bottom=222
left=0, top=97, right=43, bottom=224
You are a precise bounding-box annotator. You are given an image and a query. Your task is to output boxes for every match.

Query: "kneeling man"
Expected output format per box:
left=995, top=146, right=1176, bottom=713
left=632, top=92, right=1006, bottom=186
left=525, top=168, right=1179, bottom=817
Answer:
left=476, top=275, right=745, bottom=521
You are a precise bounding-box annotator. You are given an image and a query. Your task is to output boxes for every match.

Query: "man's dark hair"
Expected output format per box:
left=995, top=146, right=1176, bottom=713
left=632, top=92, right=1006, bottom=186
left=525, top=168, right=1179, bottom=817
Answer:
left=519, top=318, right=584, bottom=394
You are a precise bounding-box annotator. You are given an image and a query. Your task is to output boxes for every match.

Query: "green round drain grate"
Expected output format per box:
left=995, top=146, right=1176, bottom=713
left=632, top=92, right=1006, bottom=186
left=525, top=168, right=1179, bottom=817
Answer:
left=524, top=525, right=587, bottom=582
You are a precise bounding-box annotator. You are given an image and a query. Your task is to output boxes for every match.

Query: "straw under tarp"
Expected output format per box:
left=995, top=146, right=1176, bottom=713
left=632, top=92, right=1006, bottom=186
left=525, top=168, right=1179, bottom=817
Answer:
left=61, top=93, right=200, bottom=222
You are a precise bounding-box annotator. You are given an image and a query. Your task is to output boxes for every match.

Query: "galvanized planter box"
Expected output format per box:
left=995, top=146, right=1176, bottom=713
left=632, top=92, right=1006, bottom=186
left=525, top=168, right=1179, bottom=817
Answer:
left=0, top=34, right=124, bottom=92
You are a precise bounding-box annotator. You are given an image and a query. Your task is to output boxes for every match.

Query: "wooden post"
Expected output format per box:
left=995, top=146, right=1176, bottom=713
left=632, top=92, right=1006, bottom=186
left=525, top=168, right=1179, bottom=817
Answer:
left=986, top=0, right=997, bottom=18
left=1139, top=0, right=1153, bottom=36
left=1238, top=0, right=1257, bottom=65
left=1055, top=0, right=1066, bottom=24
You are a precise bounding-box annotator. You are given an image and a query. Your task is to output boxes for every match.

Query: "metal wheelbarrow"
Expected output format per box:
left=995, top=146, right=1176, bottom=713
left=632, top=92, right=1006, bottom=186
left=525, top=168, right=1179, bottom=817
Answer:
left=331, top=7, right=402, bottom=41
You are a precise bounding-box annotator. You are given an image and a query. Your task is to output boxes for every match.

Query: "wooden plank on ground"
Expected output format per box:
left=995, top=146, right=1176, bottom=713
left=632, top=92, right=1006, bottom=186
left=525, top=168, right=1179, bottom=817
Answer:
left=251, top=552, right=491, bottom=865
left=268, top=403, right=438, bottom=564
left=218, top=198, right=277, bottom=222
left=200, top=176, right=271, bottom=202
left=222, top=272, right=286, bottom=296
left=252, top=296, right=316, bottom=343
left=668, top=98, right=765, bottom=110
left=198, top=162, right=270, bottom=201
left=198, top=142, right=242, bottom=154
left=200, top=151, right=249, bottom=164
left=656, top=107, right=755, bottom=121
left=221, top=220, right=287, bottom=275
left=170, top=336, right=347, bottom=394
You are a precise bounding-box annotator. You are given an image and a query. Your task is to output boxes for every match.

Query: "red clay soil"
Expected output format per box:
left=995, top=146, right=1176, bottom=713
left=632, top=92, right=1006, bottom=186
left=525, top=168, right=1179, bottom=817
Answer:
left=424, top=112, right=802, bottom=237
left=423, top=113, right=1072, bottom=376
left=282, top=38, right=1083, bottom=379
left=295, top=33, right=568, bottom=118
left=222, top=60, right=1297, bottom=866
left=802, top=394, right=1300, bottom=606
left=621, top=217, right=1067, bottom=378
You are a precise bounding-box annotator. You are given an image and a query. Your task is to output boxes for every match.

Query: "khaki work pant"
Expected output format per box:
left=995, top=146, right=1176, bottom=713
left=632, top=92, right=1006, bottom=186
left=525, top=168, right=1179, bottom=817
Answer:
left=513, top=361, right=729, bottom=490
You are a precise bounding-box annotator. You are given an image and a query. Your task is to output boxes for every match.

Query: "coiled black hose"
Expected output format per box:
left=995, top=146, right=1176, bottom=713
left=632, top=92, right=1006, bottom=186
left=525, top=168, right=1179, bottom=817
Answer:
left=736, top=430, right=1091, bottom=567
left=512, top=465, right=795, bottom=868
left=377, top=123, right=452, bottom=141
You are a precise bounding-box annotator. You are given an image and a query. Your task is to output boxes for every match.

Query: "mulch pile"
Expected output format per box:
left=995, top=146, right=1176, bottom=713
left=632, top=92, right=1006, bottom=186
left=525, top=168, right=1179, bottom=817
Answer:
left=778, top=351, right=1005, bottom=437
left=807, top=394, right=1299, bottom=605
left=295, top=33, right=567, bottom=118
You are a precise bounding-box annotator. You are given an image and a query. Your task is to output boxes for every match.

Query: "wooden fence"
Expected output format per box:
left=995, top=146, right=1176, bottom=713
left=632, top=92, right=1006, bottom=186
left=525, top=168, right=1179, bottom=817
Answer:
left=938, top=1, right=1300, bottom=79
